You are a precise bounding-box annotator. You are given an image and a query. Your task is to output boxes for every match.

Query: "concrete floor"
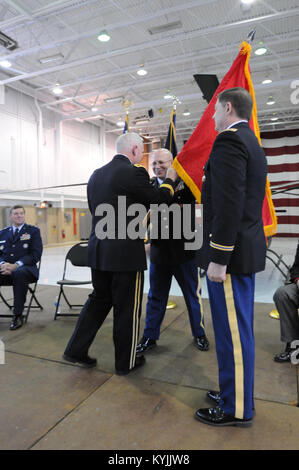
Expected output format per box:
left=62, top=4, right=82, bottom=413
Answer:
left=0, top=272, right=299, bottom=450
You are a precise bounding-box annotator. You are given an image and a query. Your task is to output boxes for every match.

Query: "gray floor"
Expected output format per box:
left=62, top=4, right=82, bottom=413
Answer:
left=0, top=237, right=298, bottom=451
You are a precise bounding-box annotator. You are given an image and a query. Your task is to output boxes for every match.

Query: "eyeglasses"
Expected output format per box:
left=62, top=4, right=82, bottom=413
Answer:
left=152, top=159, right=172, bottom=166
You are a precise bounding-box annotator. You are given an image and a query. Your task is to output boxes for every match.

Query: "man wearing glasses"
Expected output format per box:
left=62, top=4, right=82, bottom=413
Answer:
left=136, top=148, right=209, bottom=355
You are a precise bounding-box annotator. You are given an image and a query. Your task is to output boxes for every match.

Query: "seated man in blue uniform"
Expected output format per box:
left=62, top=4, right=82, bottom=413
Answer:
left=136, top=148, right=209, bottom=356
left=0, top=205, right=43, bottom=330
left=273, top=240, right=299, bottom=363
left=195, top=87, right=267, bottom=427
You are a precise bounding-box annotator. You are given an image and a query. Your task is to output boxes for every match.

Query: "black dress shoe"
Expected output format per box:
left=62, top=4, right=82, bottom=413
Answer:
left=195, top=335, right=209, bottom=351
left=9, top=315, right=23, bottom=331
left=274, top=350, right=291, bottom=363
left=62, top=353, right=97, bottom=368
left=136, top=336, right=157, bottom=355
left=194, top=406, right=253, bottom=427
left=206, top=390, right=256, bottom=415
left=207, top=390, right=221, bottom=404
left=116, top=355, right=146, bottom=376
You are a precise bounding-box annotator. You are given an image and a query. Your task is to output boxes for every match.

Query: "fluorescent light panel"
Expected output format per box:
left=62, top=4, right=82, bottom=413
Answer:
left=39, top=53, right=64, bottom=64
left=105, top=96, right=124, bottom=103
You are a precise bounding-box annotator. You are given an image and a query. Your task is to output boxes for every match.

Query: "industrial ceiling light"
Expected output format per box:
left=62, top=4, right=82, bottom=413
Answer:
left=262, top=78, right=272, bottom=84
left=97, top=30, right=111, bottom=42
left=52, top=84, right=63, bottom=95
left=241, top=0, right=255, bottom=4
left=105, top=96, right=124, bottom=103
left=270, top=116, right=279, bottom=121
left=137, top=66, right=147, bottom=76
left=255, top=42, right=267, bottom=55
left=0, top=59, right=12, bottom=68
left=91, top=107, right=98, bottom=112
left=182, top=109, right=190, bottom=116
left=267, top=96, right=275, bottom=105
left=39, top=53, right=64, bottom=64
left=117, top=119, right=125, bottom=127
left=164, top=90, right=173, bottom=100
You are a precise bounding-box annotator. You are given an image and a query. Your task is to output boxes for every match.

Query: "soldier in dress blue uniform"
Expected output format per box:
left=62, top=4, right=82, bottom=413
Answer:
left=136, top=148, right=209, bottom=356
left=63, top=133, right=178, bottom=374
left=0, top=205, right=43, bottom=330
left=194, top=87, right=267, bottom=427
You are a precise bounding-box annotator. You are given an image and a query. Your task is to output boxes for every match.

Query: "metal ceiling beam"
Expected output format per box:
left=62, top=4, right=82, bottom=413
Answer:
left=0, top=0, right=219, bottom=61
left=0, top=0, right=100, bottom=30
left=34, top=32, right=299, bottom=99
left=3, top=0, right=32, bottom=18
left=1, top=6, right=299, bottom=84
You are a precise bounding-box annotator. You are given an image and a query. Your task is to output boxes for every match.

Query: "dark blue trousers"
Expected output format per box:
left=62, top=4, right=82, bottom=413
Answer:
left=0, top=266, right=37, bottom=316
left=207, top=273, right=255, bottom=420
left=144, top=258, right=206, bottom=340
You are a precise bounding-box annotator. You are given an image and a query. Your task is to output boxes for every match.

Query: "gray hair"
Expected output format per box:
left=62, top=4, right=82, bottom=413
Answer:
left=116, top=132, right=143, bottom=154
left=152, top=148, right=173, bottom=160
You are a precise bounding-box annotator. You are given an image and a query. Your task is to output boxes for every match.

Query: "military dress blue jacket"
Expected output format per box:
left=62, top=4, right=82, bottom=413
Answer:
left=0, top=223, right=43, bottom=279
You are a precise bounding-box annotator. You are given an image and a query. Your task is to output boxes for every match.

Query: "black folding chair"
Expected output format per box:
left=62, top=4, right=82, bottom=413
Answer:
left=0, top=260, right=43, bottom=324
left=266, top=236, right=291, bottom=281
left=54, top=242, right=91, bottom=320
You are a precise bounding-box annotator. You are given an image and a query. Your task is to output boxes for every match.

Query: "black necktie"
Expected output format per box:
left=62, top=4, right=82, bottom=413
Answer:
left=13, top=228, right=19, bottom=241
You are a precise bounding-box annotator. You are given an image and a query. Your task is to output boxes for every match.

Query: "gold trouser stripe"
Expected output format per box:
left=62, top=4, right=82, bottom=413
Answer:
left=196, top=269, right=205, bottom=331
left=223, top=275, right=244, bottom=419
left=129, top=271, right=142, bottom=369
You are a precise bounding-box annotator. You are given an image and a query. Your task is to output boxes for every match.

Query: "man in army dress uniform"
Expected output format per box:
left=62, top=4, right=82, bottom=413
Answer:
left=63, top=133, right=178, bottom=375
left=136, top=148, right=209, bottom=355
left=195, top=87, right=267, bottom=427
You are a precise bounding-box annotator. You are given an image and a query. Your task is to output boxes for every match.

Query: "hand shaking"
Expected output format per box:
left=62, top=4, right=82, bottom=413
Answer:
left=166, top=167, right=178, bottom=182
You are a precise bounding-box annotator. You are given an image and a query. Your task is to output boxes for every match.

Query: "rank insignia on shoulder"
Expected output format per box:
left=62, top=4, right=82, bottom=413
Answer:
left=221, top=127, right=238, bottom=133
left=134, top=164, right=146, bottom=169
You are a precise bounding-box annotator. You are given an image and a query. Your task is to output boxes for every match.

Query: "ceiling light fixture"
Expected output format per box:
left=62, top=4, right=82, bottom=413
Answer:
left=0, top=59, right=12, bottom=68
left=137, top=67, right=147, bottom=76
left=39, top=53, right=64, bottom=64
left=164, top=90, right=173, bottom=100
left=97, top=30, right=111, bottom=42
left=255, top=41, right=267, bottom=56
left=241, top=0, right=255, bottom=4
left=270, top=116, right=279, bottom=121
left=183, top=110, right=190, bottom=116
left=117, top=120, right=125, bottom=127
left=267, top=96, right=275, bottom=105
left=105, top=96, right=124, bottom=103
left=91, top=107, right=98, bottom=112
left=262, top=78, right=272, bottom=84
left=52, top=84, right=63, bottom=95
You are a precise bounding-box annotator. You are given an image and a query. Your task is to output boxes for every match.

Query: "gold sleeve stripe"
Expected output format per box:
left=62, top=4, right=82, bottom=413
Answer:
left=210, top=241, right=234, bottom=251
left=160, top=183, right=174, bottom=196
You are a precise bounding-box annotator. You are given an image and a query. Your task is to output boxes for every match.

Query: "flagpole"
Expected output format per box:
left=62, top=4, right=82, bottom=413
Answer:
left=166, top=100, right=177, bottom=311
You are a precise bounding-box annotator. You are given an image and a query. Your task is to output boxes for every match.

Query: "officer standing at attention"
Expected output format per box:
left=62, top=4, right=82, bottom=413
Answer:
left=63, top=132, right=178, bottom=375
left=195, top=87, right=267, bottom=427
left=0, top=205, right=43, bottom=330
left=136, top=148, right=209, bottom=355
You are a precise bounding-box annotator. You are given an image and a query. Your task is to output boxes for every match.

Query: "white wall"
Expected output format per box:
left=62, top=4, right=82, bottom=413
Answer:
left=0, top=86, right=117, bottom=203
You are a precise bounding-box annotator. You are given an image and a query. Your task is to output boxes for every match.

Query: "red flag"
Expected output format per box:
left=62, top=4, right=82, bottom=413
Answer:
left=173, top=41, right=277, bottom=237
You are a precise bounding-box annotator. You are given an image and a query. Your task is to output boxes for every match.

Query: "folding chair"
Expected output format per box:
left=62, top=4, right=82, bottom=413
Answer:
left=266, top=236, right=291, bottom=281
left=54, top=242, right=91, bottom=320
left=0, top=260, right=43, bottom=324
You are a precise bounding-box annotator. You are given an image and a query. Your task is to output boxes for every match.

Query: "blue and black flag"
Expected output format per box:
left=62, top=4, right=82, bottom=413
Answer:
left=123, top=112, right=130, bottom=133
left=165, top=108, right=177, bottom=157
